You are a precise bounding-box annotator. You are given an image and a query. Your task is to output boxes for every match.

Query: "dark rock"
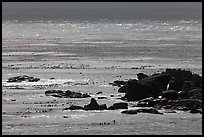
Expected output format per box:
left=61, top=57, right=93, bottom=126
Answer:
left=108, top=102, right=128, bottom=110
left=164, top=109, right=177, bottom=113
left=162, top=90, right=179, bottom=100
left=64, top=105, right=84, bottom=110
left=182, top=81, right=192, bottom=92
left=109, top=80, right=126, bottom=87
left=99, top=104, right=108, bottom=110
left=188, top=88, right=202, bottom=100
left=96, top=92, right=103, bottom=95
left=138, top=97, right=154, bottom=102
left=137, top=97, right=154, bottom=107
left=179, top=88, right=202, bottom=100
left=123, top=79, right=162, bottom=101
left=7, top=75, right=40, bottom=82
left=140, top=74, right=170, bottom=91
left=154, top=98, right=202, bottom=111
left=189, top=106, right=202, bottom=114
left=84, top=98, right=107, bottom=110
left=118, top=84, right=128, bottom=93
left=121, top=108, right=163, bottom=115
left=136, top=108, right=163, bottom=114
left=45, top=90, right=64, bottom=96
left=97, top=97, right=108, bottom=99
left=121, top=109, right=138, bottom=114
left=84, top=98, right=100, bottom=110
left=45, top=90, right=90, bottom=98
left=137, top=73, right=148, bottom=80
left=164, top=68, right=193, bottom=81
left=168, top=79, right=184, bottom=91
left=123, top=79, right=150, bottom=101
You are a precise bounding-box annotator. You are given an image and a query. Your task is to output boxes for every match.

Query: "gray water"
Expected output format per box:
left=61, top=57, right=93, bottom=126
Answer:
left=2, top=3, right=202, bottom=135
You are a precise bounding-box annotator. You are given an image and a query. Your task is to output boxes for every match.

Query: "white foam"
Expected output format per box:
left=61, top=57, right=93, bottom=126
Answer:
left=2, top=79, right=90, bottom=89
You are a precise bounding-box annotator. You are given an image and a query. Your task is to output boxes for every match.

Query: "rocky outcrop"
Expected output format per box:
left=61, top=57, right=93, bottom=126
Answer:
left=115, top=68, right=202, bottom=113
left=7, top=75, right=40, bottom=82
left=45, top=90, right=90, bottom=98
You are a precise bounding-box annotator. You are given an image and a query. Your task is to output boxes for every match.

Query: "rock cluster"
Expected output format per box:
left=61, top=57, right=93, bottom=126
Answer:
left=63, top=98, right=128, bottom=111
left=116, top=68, right=202, bottom=113
left=45, top=90, right=90, bottom=98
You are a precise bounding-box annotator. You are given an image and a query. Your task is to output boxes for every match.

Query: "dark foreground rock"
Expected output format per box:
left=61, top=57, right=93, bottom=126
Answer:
left=7, top=75, right=40, bottom=82
left=115, top=68, right=202, bottom=113
left=45, top=90, right=91, bottom=98
left=119, top=73, right=170, bottom=101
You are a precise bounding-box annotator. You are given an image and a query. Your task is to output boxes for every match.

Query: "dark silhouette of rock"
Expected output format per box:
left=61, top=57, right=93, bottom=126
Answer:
left=137, top=108, right=163, bottom=114
left=96, top=92, right=103, bottom=95
left=64, top=105, right=84, bottom=110
left=45, top=90, right=90, bottom=98
left=188, top=88, right=202, bottom=100
left=137, top=97, right=161, bottom=107
left=97, top=97, right=108, bottom=99
left=123, top=79, right=151, bottom=101
left=109, top=80, right=126, bottom=87
left=153, top=98, right=202, bottom=111
left=168, top=79, right=184, bottom=91
left=45, top=90, right=64, bottom=96
left=137, top=73, right=148, bottom=80
left=162, top=90, right=179, bottom=100
left=179, top=88, right=202, bottom=100
left=7, top=75, right=40, bottom=82
left=122, top=73, right=171, bottom=101
left=118, top=84, right=128, bottom=93
left=121, top=108, right=163, bottom=115
left=140, top=73, right=170, bottom=91
left=164, top=68, right=193, bottom=81
left=84, top=98, right=107, bottom=110
left=99, top=104, right=108, bottom=110
left=121, top=109, right=138, bottom=114
left=189, top=106, right=202, bottom=114
left=107, top=102, right=128, bottom=110
left=123, top=79, right=163, bottom=101
left=137, top=97, right=154, bottom=107
left=116, top=68, right=202, bottom=113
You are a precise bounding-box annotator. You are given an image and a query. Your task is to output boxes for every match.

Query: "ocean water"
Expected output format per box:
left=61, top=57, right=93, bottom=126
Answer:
left=2, top=19, right=202, bottom=43
left=2, top=18, right=202, bottom=135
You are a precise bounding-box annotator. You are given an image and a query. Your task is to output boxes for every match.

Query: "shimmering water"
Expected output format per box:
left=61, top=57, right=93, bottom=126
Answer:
left=2, top=19, right=202, bottom=135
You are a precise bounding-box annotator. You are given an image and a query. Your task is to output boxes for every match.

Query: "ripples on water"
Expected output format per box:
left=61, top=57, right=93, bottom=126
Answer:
left=2, top=20, right=202, bottom=44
